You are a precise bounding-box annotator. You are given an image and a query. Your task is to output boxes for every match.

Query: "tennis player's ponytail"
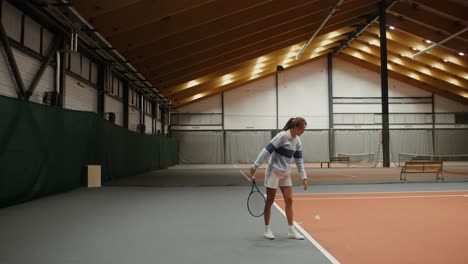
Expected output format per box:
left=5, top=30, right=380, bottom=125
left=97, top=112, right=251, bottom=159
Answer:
left=283, top=117, right=307, bottom=131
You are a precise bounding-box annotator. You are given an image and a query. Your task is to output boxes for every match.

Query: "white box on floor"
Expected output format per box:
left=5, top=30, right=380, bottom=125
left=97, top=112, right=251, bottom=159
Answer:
left=85, top=165, right=101, bottom=187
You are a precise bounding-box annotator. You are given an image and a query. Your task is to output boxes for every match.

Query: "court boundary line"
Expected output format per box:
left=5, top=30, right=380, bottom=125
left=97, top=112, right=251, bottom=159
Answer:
left=240, top=170, right=251, bottom=181
left=284, top=190, right=468, bottom=196
left=282, top=194, right=468, bottom=200
left=272, top=202, right=340, bottom=264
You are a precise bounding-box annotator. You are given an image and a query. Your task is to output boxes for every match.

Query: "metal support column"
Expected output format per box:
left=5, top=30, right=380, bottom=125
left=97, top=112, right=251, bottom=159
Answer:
left=327, top=53, right=335, bottom=159
left=431, top=93, right=436, bottom=155
left=379, top=0, right=390, bottom=167
left=222, top=92, right=227, bottom=164
left=275, top=65, right=283, bottom=134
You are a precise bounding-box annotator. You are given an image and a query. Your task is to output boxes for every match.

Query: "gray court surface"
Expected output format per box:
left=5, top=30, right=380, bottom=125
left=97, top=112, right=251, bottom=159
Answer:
left=2, top=166, right=468, bottom=264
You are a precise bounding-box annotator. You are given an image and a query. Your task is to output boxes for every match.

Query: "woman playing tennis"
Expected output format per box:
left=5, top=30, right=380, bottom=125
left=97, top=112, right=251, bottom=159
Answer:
left=250, top=117, right=308, bottom=240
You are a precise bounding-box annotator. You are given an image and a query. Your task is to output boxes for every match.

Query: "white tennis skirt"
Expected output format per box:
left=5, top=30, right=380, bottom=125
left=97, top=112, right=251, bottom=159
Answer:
left=265, top=165, right=292, bottom=189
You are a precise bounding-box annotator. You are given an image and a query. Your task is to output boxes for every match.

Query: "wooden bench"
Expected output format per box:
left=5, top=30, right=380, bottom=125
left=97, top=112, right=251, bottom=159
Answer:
left=320, top=156, right=350, bottom=168
left=400, top=161, right=443, bottom=182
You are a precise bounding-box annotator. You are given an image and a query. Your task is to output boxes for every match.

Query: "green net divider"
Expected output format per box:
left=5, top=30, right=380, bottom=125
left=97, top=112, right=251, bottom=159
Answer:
left=0, top=96, right=178, bottom=208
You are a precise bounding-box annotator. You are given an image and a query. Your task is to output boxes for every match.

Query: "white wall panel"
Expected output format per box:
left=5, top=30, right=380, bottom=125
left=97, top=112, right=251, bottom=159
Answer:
left=145, top=114, right=153, bottom=134
left=0, top=48, right=54, bottom=102
left=388, top=104, right=432, bottom=113
left=104, top=95, right=124, bottom=127
left=24, top=16, right=41, bottom=53
left=42, top=28, right=53, bottom=56
left=156, top=120, right=162, bottom=133
left=177, top=94, right=222, bottom=113
left=224, top=76, right=276, bottom=129
left=64, top=75, right=97, bottom=112
left=0, top=45, right=17, bottom=98
left=435, top=95, right=468, bottom=113
left=129, top=107, right=140, bottom=132
left=334, top=58, right=381, bottom=97
left=278, top=57, right=328, bottom=129
left=1, top=1, right=22, bottom=42
left=14, top=49, right=40, bottom=88
left=388, top=78, right=431, bottom=97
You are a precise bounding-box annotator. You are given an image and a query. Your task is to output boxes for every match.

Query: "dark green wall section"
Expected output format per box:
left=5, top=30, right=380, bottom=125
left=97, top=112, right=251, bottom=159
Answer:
left=0, top=95, right=178, bottom=208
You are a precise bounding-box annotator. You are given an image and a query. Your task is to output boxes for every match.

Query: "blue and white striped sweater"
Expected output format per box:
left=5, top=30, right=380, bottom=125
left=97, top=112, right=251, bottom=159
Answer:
left=252, top=130, right=307, bottom=180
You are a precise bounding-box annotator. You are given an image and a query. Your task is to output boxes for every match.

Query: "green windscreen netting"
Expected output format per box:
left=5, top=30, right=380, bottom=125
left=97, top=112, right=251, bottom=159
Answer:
left=0, top=96, right=178, bottom=208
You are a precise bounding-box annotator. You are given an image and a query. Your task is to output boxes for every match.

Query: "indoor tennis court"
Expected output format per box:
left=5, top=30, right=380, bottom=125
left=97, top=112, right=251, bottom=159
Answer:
left=1, top=1, right=468, bottom=264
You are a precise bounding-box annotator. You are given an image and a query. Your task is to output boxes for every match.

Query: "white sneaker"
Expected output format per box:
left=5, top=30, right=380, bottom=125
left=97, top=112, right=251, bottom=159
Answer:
left=288, top=229, right=304, bottom=240
left=264, top=229, right=275, bottom=240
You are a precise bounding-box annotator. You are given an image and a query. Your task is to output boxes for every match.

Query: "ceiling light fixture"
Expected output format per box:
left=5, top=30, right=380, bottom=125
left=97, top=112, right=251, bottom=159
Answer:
left=389, top=26, right=395, bottom=30
left=459, top=52, right=465, bottom=56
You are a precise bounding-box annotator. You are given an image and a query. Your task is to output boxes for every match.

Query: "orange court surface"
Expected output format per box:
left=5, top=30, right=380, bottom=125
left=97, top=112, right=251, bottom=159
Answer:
left=275, top=191, right=468, bottom=264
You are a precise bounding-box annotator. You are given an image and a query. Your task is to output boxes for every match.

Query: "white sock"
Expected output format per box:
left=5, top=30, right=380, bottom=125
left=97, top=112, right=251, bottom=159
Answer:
left=265, top=225, right=271, bottom=231
left=289, top=225, right=295, bottom=232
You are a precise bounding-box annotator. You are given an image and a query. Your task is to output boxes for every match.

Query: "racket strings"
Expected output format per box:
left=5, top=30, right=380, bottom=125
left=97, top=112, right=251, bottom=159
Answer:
left=247, top=191, right=266, bottom=217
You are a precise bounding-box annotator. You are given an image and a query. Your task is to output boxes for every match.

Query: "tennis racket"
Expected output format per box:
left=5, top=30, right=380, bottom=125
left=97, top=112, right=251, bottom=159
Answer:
left=247, top=174, right=266, bottom=217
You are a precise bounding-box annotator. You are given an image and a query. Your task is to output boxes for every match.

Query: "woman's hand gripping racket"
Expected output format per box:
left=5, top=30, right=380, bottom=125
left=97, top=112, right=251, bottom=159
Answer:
left=247, top=169, right=266, bottom=217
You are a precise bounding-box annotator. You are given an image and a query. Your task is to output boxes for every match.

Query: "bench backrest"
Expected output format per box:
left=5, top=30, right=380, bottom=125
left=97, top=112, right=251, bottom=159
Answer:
left=411, top=156, right=431, bottom=161
left=404, top=161, right=442, bottom=172
left=330, top=156, right=350, bottom=162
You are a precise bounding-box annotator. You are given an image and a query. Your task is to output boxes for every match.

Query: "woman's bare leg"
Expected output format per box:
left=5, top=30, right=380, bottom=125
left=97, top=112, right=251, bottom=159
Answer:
left=280, top=186, right=293, bottom=225
left=264, top=187, right=277, bottom=225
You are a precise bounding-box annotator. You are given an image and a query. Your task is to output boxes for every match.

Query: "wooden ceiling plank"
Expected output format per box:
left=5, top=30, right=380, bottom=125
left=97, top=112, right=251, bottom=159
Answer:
left=411, top=0, right=468, bottom=23
left=127, top=0, right=346, bottom=65
left=132, top=1, right=378, bottom=69
left=390, top=2, right=468, bottom=41
left=119, top=0, right=323, bottom=54
left=122, top=0, right=377, bottom=59
left=107, top=0, right=281, bottom=51
left=145, top=6, right=372, bottom=81
left=90, top=0, right=216, bottom=36
left=71, top=0, right=142, bottom=20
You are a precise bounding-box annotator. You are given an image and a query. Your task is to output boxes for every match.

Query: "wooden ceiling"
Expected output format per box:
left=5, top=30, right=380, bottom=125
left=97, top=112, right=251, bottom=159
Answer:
left=68, top=0, right=468, bottom=108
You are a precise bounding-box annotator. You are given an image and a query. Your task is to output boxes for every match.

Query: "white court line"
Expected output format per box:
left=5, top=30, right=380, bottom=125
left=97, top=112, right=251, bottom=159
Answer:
left=239, top=169, right=252, bottom=181
left=318, top=170, right=356, bottom=178
left=234, top=163, right=252, bottom=181
left=272, top=202, right=340, bottom=264
left=289, top=194, right=468, bottom=200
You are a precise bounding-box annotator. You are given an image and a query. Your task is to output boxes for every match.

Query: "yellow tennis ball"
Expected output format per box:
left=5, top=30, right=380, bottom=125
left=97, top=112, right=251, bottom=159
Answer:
left=315, top=215, right=321, bottom=221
